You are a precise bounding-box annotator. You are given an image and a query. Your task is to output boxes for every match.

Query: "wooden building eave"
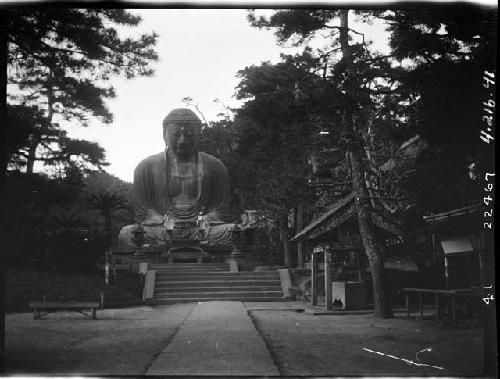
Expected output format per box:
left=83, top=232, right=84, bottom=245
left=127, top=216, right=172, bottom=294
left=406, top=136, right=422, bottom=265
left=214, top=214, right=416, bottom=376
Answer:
left=291, top=193, right=355, bottom=242
left=423, top=203, right=481, bottom=224
left=291, top=192, right=404, bottom=242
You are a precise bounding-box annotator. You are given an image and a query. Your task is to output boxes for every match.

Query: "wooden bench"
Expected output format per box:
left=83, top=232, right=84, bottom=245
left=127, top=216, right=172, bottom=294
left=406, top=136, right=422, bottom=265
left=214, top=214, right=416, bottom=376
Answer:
left=401, top=288, right=481, bottom=328
left=29, top=302, right=100, bottom=320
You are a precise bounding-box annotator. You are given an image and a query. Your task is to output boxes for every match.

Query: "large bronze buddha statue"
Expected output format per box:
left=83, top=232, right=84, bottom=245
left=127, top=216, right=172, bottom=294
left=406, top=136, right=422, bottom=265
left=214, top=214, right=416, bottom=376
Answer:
left=118, top=108, right=236, bottom=247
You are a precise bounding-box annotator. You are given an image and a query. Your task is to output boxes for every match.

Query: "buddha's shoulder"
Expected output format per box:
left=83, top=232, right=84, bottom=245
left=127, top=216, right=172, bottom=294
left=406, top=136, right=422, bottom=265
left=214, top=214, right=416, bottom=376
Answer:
left=200, top=152, right=227, bottom=171
left=135, top=152, right=165, bottom=170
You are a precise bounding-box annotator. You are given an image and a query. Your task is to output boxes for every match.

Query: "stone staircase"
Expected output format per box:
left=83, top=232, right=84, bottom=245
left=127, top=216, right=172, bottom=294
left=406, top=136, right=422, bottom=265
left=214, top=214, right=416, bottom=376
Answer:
left=149, top=263, right=284, bottom=304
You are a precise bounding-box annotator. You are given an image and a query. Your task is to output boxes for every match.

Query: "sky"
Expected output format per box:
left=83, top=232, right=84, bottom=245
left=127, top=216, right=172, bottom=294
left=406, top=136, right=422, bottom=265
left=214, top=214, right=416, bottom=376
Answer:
left=64, top=9, right=391, bottom=182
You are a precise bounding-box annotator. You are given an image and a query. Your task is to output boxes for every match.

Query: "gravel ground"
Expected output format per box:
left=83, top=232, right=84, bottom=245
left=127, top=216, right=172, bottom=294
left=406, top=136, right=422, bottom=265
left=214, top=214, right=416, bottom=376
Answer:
left=5, top=304, right=195, bottom=375
left=249, top=308, right=484, bottom=376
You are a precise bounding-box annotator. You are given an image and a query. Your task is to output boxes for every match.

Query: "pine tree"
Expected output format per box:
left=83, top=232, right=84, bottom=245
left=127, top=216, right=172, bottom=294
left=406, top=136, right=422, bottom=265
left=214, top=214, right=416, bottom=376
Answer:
left=5, top=9, right=158, bottom=174
left=248, top=9, right=399, bottom=317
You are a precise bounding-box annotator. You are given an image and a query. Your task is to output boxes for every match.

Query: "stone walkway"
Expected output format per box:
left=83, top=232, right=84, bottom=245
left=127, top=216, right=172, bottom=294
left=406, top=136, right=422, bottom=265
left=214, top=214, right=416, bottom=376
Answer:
left=146, top=301, right=280, bottom=376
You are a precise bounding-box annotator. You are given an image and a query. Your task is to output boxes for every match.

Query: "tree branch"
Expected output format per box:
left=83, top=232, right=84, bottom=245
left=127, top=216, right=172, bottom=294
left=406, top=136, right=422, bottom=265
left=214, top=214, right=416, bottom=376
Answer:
left=38, top=40, right=134, bottom=69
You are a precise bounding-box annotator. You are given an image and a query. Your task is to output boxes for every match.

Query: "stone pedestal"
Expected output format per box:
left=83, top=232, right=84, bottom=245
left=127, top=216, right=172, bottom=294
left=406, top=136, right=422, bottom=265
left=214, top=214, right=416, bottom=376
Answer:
left=163, top=243, right=208, bottom=263
left=332, top=281, right=367, bottom=310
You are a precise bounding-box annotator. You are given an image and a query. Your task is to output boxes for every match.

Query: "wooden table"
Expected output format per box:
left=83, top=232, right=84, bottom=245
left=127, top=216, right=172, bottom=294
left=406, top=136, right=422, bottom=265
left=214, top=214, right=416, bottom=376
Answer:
left=29, top=301, right=101, bottom=320
left=402, top=288, right=480, bottom=328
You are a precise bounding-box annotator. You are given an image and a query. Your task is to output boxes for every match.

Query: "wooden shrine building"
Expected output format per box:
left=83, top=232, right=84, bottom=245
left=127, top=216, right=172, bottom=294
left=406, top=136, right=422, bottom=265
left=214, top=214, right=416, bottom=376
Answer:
left=291, top=193, right=404, bottom=309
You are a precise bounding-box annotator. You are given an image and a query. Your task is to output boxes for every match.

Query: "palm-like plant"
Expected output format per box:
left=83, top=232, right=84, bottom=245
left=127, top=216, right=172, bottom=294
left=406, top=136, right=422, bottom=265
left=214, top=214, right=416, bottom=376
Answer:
left=88, top=191, right=130, bottom=245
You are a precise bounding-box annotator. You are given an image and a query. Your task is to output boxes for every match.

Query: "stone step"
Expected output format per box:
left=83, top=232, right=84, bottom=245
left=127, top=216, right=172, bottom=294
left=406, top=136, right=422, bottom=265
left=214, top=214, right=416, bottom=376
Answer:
left=151, top=262, right=229, bottom=267
left=149, top=263, right=229, bottom=269
left=155, top=285, right=283, bottom=293
left=150, top=266, right=229, bottom=271
left=150, top=263, right=229, bottom=266
left=148, top=267, right=229, bottom=273
left=149, top=297, right=285, bottom=304
left=154, top=290, right=283, bottom=299
left=150, top=263, right=283, bottom=304
left=155, top=272, right=279, bottom=278
left=155, top=278, right=281, bottom=284
left=154, top=276, right=280, bottom=283
left=155, top=280, right=281, bottom=288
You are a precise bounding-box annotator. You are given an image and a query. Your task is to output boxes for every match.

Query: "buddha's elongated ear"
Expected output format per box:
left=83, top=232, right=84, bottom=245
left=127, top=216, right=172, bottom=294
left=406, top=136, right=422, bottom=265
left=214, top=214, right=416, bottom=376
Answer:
left=163, top=124, right=169, bottom=145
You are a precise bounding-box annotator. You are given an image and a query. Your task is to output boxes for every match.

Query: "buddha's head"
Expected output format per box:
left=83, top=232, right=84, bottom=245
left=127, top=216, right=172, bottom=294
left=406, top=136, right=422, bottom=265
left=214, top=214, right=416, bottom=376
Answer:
left=163, top=108, right=202, bottom=161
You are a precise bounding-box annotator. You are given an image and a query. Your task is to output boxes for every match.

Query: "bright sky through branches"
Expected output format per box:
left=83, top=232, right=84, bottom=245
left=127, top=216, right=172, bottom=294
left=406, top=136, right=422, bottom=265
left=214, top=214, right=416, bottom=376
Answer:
left=65, top=9, right=390, bottom=182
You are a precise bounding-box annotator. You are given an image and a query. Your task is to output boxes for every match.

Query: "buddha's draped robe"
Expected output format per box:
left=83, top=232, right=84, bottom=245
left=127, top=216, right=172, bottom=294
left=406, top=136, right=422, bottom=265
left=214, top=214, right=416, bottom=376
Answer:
left=118, top=150, right=235, bottom=246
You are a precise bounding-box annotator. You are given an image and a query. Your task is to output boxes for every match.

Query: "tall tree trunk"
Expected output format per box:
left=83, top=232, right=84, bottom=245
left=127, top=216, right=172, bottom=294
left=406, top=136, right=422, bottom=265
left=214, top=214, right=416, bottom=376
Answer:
left=0, top=11, right=7, bottom=372
left=104, top=214, right=112, bottom=234
left=26, top=136, right=39, bottom=174
left=296, top=202, right=305, bottom=268
left=340, top=9, right=393, bottom=318
left=350, top=149, right=393, bottom=318
left=279, top=213, right=292, bottom=268
left=27, top=81, right=54, bottom=174
left=339, top=10, right=350, bottom=58
left=104, top=211, right=113, bottom=248
left=1, top=15, right=7, bottom=187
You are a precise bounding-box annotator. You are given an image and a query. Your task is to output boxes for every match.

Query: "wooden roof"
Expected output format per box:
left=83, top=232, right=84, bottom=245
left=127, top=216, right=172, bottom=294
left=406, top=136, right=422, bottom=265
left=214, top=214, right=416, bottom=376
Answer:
left=291, top=193, right=404, bottom=242
left=423, top=204, right=480, bottom=224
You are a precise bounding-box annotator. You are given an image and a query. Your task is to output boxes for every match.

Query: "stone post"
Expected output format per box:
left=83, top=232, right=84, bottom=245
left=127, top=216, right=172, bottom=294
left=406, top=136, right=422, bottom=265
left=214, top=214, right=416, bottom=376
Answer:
left=311, top=250, right=319, bottom=306
left=230, top=224, right=244, bottom=260
left=324, top=248, right=332, bottom=310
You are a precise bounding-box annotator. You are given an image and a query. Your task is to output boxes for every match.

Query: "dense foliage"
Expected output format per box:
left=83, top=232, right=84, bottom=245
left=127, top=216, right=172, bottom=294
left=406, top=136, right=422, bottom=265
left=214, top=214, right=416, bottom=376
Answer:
left=2, top=170, right=133, bottom=271
left=4, top=9, right=158, bottom=175
left=245, top=6, right=496, bottom=216
left=385, top=6, right=496, bottom=212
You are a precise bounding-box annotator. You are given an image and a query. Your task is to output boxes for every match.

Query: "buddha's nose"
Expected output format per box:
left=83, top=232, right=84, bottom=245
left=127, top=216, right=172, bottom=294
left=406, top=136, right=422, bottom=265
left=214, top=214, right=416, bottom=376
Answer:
left=179, top=134, right=186, bottom=144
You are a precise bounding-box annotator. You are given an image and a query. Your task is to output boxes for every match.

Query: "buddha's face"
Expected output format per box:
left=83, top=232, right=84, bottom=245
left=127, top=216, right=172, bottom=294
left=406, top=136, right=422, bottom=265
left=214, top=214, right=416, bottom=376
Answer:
left=164, top=122, right=200, bottom=160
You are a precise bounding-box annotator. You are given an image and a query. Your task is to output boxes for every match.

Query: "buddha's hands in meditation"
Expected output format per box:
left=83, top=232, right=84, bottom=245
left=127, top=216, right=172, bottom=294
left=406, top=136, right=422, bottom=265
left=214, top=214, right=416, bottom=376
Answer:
left=204, top=211, right=220, bottom=223
left=142, top=210, right=165, bottom=226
